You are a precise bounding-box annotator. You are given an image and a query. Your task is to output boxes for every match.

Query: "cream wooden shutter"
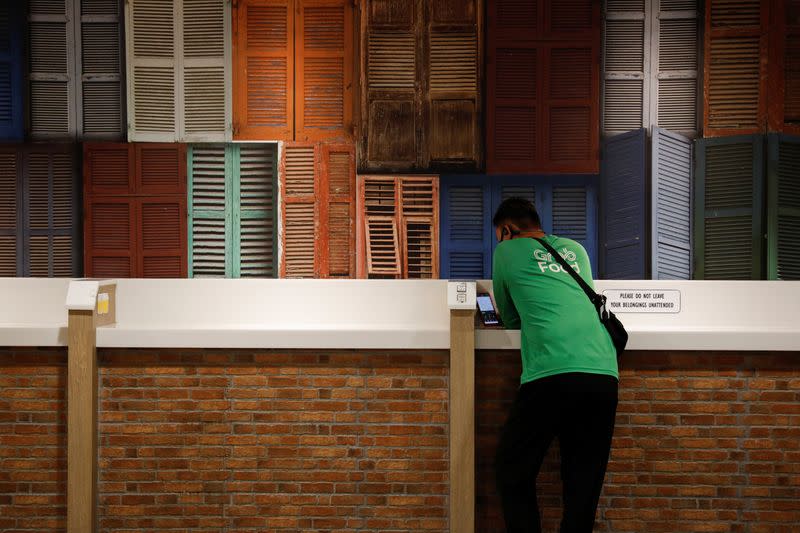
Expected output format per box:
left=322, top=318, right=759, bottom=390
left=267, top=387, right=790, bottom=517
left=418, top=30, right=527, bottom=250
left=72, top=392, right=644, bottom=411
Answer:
left=78, top=0, right=124, bottom=139
left=126, top=0, right=177, bottom=141
left=29, top=0, right=76, bottom=138
left=181, top=0, right=232, bottom=141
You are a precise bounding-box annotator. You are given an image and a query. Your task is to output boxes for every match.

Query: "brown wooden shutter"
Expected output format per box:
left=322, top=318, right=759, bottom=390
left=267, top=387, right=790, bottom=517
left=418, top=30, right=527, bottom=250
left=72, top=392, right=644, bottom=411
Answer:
left=399, top=176, right=438, bottom=278
left=280, top=142, right=317, bottom=276
left=360, top=0, right=421, bottom=170
left=138, top=197, right=186, bottom=277
left=319, top=143, right=355, bottom=277
left=85, top=196, right=136, bottom=277
left=233, top=0, right=294, bottom=140
left=769, top=0, right=800, bottom=134
left=295, top=0, right=354, bottom=141
left=136, top=143, right=186, bottom=195
left=0, top=149, right=19, bottom=276
left=704, top=0, right=768, bottom=136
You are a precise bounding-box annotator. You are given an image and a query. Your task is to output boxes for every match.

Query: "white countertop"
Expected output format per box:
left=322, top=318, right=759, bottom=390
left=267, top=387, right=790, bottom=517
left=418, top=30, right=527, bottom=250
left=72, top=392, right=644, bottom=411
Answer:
left=1, top=278, right=798, bottom=351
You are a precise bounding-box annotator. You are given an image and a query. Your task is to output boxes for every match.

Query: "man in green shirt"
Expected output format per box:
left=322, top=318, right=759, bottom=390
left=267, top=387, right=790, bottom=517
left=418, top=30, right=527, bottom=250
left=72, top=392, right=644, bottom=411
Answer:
left=492, top=197, right=618, bottom=533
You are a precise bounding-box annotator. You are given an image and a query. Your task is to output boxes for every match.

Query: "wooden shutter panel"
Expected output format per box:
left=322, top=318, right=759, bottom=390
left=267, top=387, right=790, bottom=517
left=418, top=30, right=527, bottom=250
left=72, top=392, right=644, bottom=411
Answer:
left=233, top=0, right=294, bottom=140
left=320, top=143, right=355, bottom=277
left=361, top=0, right=421, bottom=170
left=427, top=0, right=481, bottom=168
left=84, top=142, right=133, bottom=195
left=703, top=0, right=767, bottom=136
left=188, top=144, right=228, bottom=277
left=767, top=134, right=800, bottom=279
left=0, top=2, right=24, bottom=140
left=295, top=0, right=354, bottom=141
left=79, top=0, right=125, bottom=139
left=139, top=197, right=186, bottom=277
left=440, top=177, right=491, bottom=279
left=126, top=0, right=177, bottom=141
left=281, top=142, right=317, bottom=277
left=85, top=197, right=136, bottom=277
left=182, top=0, right=231, bottom=141
left=770, top=0, right=800, bottom=134
left=694, top=135, right=764, bottom=279
left=652, top=127, right=693, bottom=279
left=136, top=143, right=186, bottom=195
left=602, top=0, right=647, bottom=136
left=365, top=216, right=401, bottom=275
left=237, top=144, right=278, bottom=277
left=28, top=0, right=75, bottom=138
left=401, top=176, right=439, bottom=278
left=654, top=0, right=699, bottom=137
left=0, top=149, right=19, bottom=275
left=601, top=129, right=647, bottom=279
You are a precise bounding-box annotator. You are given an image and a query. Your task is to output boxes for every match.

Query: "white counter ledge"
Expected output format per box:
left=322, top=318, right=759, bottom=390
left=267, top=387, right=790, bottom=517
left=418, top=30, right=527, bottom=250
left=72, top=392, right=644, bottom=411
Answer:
left=1, top=278, right=799, bottom=351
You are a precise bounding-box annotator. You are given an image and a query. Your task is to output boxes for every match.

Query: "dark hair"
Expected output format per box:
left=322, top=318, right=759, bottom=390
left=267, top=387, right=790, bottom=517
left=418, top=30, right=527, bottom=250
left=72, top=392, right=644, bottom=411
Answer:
left=492, top=197, right=542, bottom=229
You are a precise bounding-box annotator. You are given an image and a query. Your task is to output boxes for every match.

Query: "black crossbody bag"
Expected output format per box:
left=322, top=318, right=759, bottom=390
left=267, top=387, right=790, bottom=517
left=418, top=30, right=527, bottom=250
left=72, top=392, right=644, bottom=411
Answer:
left=534, top=238, right=628, bottom=358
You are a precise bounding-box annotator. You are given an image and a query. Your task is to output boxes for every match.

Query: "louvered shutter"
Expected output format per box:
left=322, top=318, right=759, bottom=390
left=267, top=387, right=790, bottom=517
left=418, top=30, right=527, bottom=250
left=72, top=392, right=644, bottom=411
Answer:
left=703, top=0, right=767, bottom=136
left=79, top=0, right=125, bottom=139
left=188, top=144, right=228, bottom=277
left=237, top=144, right=277, bottom=277
left=652, top=127, right=693, bottom=279
left=401, top=176, right=439, bottom=278
left=694, top=135, right=764, bottom=279
left=552, top=184, right=597, bottom=272
left=489, top=176, right=540, bottom=259
left=233, top=0, right=294, bottom=140
left=602, top=0, right=647, bottom=137
left=0, top=149, right=20, bottom=275
left=358, top=175, right=399, bottom=277
left=28, top=0, right=75, bottom=138
left=601, top=129, right=647, bottom=279
left=767, top=134, right=800, bottom=280
left=0, top=3, right=24, bottom=140
left=295, top=0, right=354, bottom=142
left=770, top=0, right=800, bottom=134
left=440, top=177, right=491, bottom=279
left=361, top=0, right=421, bottom=170
left=281, top=142, right=317, bottom=277
left=320, top=143, right=355, bottom=277
left=427, top=0, right=481, bottom=168
left=136, top=144, right=186, bottom=195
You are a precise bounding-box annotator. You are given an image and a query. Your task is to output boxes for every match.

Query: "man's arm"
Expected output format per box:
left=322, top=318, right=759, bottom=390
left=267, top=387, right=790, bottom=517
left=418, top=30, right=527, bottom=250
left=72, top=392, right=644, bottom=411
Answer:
left=492, top=248, right=521, bottom=329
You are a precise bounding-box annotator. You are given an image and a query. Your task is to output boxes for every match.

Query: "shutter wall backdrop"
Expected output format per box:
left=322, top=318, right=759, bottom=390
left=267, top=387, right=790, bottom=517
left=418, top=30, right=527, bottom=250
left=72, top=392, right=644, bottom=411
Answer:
left=360, top=0, right=482, bottom=171
left=188, top=143, right=278, bottom=278
left=28, top=0, right=125, bottom=140
left=0, top=145, right=81, bottom=277
left=694, top=135, right=764, bottom=279
left=126, top=0, right=231, bottom=142
left=84, top=143, right=187, bottom=277
left=439, top=174, right=599, bottom=279
left=487, top=0, right=601, bottom=174
left=767, top=133, right=800, bottom=280
left=280, top=142, right=356, bottom=278
left=0, top=3, right=24, bottom=140
left=357, top=174, right=439, bottom=278
left=232, top=0, right=355, bottom=142
left=602, top=0, right=699, bottom=137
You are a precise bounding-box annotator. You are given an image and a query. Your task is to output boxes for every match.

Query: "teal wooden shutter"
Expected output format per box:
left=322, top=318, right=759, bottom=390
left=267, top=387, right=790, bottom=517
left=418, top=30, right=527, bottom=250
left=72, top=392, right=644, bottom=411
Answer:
left=440, top=176, right=491, bottom=279
left=188, top=144, right=229, bottom=277
left=767, top=134, right=800, bottom=280
left=694, top=135, right=764, bottom=279
left=236, top=144, right=277, bottom=278
left=652, top=127, right=693, bottom=279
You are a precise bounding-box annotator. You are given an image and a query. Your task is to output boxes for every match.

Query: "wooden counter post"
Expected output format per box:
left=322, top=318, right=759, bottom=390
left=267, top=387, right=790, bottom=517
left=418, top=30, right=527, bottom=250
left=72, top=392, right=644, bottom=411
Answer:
left=448, top=282, right=476, bottom=533
left=66, top=281, right=116, bottom=533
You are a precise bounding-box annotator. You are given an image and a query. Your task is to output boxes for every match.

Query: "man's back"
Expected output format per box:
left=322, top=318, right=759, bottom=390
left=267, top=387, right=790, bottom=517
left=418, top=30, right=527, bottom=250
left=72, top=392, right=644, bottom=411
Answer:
left=492, top=235, right=618, bottom=385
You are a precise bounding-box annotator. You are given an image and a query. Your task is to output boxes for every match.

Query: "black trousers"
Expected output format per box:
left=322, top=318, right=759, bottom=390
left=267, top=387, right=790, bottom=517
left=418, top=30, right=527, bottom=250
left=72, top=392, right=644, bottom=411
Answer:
left=495, top=372, right=619, bottom=533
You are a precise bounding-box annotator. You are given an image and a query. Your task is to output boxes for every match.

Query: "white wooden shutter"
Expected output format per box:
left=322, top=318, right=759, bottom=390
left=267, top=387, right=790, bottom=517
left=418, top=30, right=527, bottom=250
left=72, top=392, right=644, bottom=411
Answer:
left=603, top=0, right=648, bottom=136
left=78, top=0, right=124, bottom=138
left=126, top=0, right=177, bottom=141
left=652, top=0, right=698, bottom=137
left=29, top=0, right=76, bottom=138
left=181, top=0, right=231, bottom=141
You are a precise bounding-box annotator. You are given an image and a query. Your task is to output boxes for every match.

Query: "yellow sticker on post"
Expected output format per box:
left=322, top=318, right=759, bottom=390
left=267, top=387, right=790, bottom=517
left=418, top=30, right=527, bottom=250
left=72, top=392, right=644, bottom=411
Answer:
left=97, top=293, right=109, bottom=315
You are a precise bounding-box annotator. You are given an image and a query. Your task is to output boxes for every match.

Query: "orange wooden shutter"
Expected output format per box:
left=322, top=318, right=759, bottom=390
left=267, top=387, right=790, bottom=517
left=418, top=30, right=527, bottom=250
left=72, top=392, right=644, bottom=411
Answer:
left=399, top=176, right=438, bottom=278
left=280, top=142, right=317, bottom=276
left=704, top=0, right=768, bottom=136
left=365, top=215, right=400, bottom=275
left=357, top=175, right=398, bottom=277
left=295, top=0, right=354, bottom=141
left=320, top=143, right=355, bottom=277
left=233, top=0, right=294, bottom=140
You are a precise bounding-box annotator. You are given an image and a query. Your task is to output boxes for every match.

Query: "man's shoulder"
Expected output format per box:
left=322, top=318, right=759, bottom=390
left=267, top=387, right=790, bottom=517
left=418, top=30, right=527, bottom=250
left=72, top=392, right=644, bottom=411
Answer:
left=549, top=236, right=588, bottom=257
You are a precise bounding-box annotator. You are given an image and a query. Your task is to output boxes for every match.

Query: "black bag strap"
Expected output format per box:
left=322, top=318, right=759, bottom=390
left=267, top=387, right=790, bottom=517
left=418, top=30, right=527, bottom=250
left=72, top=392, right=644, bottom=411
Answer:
left=533, top=237, right=605, bottom=309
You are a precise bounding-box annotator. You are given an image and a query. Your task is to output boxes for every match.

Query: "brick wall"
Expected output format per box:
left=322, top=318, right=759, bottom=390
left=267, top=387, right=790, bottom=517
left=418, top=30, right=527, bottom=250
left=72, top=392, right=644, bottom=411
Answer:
left=1, top=347, right=799, bottom=532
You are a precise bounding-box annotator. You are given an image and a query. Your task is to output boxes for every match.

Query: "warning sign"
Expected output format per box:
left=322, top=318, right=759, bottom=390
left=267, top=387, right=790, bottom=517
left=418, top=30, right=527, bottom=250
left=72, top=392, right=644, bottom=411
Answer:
left=602, top=289, right=681, bottom=314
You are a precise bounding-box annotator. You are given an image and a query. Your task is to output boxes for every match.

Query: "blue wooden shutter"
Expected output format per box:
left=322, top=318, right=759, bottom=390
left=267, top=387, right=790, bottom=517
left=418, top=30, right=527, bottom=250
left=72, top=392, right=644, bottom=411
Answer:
left=694, top=135, right=764, bottom=279
left=652, top=127, right=693, bottom=279
left=600, top=128, right=647, bottom=279
left=236, top=144, right=277, bottom=278
left=188, top=144, right=229, bottom=277
left=490, top=175, right=540, bottom=260
left=0, top=2, right=24, bottom=140
left=440, top=176, right=491, bottom=279
left=767, top=134, right=800, bottom=280
left=552, top=182, right=598, bottom=276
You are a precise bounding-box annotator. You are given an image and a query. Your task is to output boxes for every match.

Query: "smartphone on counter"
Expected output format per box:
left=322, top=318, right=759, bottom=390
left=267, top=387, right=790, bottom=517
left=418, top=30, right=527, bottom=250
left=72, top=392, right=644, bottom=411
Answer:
left=477, top=293, right=501, bottom=327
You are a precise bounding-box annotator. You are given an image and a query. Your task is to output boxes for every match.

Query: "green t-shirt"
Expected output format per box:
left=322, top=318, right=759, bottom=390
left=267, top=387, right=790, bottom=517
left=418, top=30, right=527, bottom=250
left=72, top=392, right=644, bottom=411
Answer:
left=492, top=235, right=618, bottom=384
